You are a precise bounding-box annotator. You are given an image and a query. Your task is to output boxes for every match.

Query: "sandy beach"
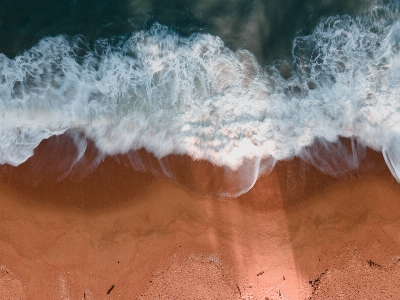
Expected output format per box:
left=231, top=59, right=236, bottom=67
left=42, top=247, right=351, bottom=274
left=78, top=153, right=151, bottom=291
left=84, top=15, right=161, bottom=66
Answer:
left=1, top=136, right=400, bottom=299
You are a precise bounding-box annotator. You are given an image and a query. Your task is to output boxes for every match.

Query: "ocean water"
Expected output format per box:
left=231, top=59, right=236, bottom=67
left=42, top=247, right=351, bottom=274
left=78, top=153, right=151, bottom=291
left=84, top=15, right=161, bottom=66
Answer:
left=1, top=0, right=400, bottom=196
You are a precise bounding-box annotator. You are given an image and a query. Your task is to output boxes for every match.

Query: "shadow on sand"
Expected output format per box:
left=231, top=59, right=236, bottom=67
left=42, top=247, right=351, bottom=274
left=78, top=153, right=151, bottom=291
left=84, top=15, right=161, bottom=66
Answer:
left=1, top=135, right=400, bottom=298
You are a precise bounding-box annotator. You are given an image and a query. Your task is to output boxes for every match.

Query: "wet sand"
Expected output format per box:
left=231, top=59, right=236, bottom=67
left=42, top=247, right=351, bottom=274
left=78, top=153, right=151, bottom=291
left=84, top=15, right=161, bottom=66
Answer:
left=1, top=137, right=400, bottom=299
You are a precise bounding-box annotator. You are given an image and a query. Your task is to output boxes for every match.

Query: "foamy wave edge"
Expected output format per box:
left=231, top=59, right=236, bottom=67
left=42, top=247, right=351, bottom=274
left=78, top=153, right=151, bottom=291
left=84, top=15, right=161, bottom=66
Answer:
left=2, top=3, right=400, bottom=196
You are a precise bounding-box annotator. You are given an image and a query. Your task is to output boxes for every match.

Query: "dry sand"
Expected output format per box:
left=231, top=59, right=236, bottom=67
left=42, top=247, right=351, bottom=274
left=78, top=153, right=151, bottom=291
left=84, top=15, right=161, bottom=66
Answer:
left=1, top=136, right=400, bottom=299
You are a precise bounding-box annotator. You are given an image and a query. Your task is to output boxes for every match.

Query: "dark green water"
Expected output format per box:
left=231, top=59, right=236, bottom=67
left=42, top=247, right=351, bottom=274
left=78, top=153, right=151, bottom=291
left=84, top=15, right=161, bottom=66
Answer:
left=3, top=0, right=400, bottom=196
left=0, top=0, right=374, bottom=64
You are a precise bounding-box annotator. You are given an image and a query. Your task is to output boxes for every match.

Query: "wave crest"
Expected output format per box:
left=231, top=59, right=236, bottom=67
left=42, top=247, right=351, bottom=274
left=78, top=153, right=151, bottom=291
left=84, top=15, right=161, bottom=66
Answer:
left=2, top=4, right=400, bottom=195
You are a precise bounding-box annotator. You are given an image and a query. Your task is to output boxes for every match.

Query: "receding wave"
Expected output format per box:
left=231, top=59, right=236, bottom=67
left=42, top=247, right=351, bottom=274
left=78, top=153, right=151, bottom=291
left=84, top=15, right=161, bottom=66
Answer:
left=2, top=3, right=400, bottom=196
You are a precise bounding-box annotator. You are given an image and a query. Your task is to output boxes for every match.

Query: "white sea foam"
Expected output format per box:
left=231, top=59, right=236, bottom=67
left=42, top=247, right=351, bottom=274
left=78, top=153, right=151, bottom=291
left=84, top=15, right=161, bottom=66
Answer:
left=2, top=3, right=400, bottom=193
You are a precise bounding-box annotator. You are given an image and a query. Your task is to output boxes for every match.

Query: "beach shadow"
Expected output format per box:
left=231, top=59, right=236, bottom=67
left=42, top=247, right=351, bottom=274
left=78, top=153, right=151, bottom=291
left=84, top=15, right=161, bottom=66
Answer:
left=273, top=143, right=400, bottom=283
left=2, top=135, right=400, bottom=298
left=0, top=134, right=157, bottom=211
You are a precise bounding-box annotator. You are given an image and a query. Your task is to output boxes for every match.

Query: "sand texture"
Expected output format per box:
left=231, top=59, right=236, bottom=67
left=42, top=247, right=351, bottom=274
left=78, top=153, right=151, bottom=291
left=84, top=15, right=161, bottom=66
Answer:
left=0, top=137, right=400, bottom=299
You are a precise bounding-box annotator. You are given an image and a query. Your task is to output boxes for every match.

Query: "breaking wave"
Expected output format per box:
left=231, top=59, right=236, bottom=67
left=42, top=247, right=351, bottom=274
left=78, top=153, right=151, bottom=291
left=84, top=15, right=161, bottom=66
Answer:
left=2, top=3, right=400, bottom=195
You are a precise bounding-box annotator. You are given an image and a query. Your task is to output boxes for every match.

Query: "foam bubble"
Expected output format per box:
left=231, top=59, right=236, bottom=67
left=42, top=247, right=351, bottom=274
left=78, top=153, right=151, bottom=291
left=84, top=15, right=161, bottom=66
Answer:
left=383, top=133, right=400, bottom=182
left=2, top=4, right=400, bottom=194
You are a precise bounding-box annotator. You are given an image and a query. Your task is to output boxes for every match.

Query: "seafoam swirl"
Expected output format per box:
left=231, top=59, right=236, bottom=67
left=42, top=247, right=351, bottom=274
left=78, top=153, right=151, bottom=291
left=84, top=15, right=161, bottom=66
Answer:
left=2, top=4, right=400, bottom=194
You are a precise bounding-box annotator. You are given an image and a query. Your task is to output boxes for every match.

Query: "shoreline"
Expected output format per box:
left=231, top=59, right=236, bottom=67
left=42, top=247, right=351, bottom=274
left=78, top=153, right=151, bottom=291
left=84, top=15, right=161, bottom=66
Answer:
left=1, top=137, right=400, bottom=299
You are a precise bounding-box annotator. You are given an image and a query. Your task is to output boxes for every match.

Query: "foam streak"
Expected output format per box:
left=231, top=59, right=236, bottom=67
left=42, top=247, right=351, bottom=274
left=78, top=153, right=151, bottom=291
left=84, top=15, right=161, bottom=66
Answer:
left=2, top=4, right=400, bottom=194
